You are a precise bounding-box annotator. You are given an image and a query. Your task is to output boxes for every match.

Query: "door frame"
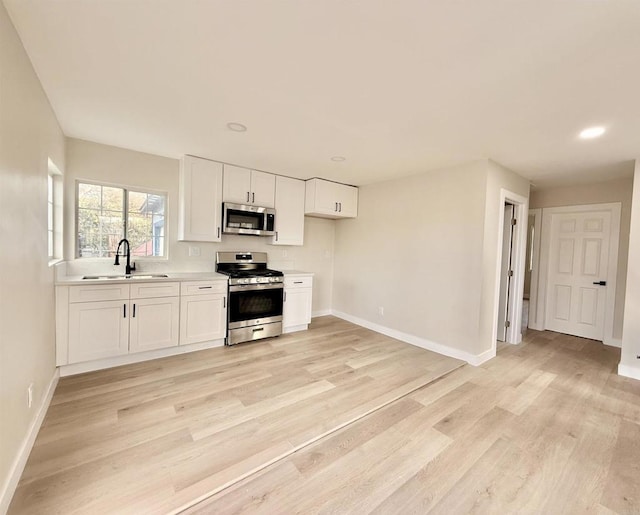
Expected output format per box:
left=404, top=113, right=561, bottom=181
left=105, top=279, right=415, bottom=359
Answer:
left=527, top=208, right=543, bottom=330
left=491, top=189, right=529, bottom=347
left=536, top=202, right=621, bottom=345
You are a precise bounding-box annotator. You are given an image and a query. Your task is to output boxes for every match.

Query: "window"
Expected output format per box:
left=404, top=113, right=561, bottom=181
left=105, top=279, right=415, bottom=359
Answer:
left=48, top=159, right=63, bottom=262
left=76, top=181, right=166, bottom=258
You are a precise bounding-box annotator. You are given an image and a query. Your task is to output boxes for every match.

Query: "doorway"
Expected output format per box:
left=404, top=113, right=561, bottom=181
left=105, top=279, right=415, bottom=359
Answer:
left=497, top=203, right=515, bottom=342
left=492, top=189, right=528, bottom=350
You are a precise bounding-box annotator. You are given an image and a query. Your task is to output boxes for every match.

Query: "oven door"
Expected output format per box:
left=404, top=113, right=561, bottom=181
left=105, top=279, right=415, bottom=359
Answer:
left=228, top=283, right=283, bottom=329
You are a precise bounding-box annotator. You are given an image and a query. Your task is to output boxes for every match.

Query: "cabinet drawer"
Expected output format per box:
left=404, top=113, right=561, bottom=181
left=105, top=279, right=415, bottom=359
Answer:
left=69, top=284, right=130, bottom=303
left=130, top=282, right=180, bottom=299
left=181, top=281, right=227, bottom=296
left=284, top=276, right=313, bottom=288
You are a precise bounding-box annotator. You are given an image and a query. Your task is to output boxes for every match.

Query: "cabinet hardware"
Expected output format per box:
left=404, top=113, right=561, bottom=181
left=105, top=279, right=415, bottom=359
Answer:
left=123, top=304, right=126, bottom=318
left=284, top=291, right=287, bottom=301
left=133, top=304, right=136, bottom=318
left=246, top=191, right=250, bottom=202
left=198, top=286, right=212, bottom=289
left=252, top=192, right=255, bottom=203
left=339, top=202, right=342, bottom=212
left=335, top=202, right=338, bottom=212
left=275, top=231, right=278, bottom=241
left=294, top=281, right=303, bottom=284
left=252, top=327, right=264, bottom=332
left=223, top=297, right=226, bottom=308
left=217, top=227, right=220, bottom=238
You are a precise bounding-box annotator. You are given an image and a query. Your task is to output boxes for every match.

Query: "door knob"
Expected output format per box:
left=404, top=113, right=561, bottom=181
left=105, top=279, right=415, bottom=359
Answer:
left=592, top=281, right=607, bottom=286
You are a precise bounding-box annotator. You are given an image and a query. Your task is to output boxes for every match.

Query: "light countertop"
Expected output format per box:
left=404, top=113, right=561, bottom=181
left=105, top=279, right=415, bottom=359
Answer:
left=56, top=271, right=229, bottom=286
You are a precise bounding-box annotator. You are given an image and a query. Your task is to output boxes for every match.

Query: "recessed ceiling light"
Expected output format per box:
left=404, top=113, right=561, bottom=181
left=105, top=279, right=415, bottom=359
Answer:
left=227, top=122, right=247, bottom=132
left=579, top=126, right=605, bottom=139
left=331, top=156, right=346, bottom=162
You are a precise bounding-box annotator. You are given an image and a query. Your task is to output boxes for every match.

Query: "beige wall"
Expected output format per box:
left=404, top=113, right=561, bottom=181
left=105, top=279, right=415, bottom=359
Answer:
left=0, top=3, right=65, bottom=507
left=332, top=161, right=489, bottom=356
left=530, top=176, right=633, bottom=340
left=621, top=161, right=639, bottom=375
left=64, top=138, right=335, bottom=314
left=332, top=159, right=529, bottom=359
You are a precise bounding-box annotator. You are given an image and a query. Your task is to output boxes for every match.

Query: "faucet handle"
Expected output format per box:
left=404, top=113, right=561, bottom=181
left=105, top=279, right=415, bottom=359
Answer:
left=131, top=262, right=136, bottom=272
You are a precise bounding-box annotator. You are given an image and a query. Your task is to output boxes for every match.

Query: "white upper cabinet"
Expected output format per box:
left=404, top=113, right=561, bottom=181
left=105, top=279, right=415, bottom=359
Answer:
left=223, top=164, right=275, bottom=208
left=305, top=178, right=358, bottom=219
left=178, top=155, right=223, bottom=242
left=271, top=176, right=305, bottom=246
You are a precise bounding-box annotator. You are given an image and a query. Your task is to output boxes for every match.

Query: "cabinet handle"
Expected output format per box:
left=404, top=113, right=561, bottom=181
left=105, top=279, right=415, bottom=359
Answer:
left=217, top=227, right=220, bottom=239
left=252, top=192, right=255, bottom=203
left=198, top=286, right=212, bottom=289
left=339, top=202, right=342, bottom=212
left=123, top=304, right=126, bottom=318
left=247, top=191, right=250, bottom=202
left=335, top=202, right=338, bottom=212
left=275, top=231, right=278, bottom=241
left=294, top=281, right=303, bottom=284
left=133, top=304, right=136, bottom=318
left=284, top=291, right=287, bottom=302
left=223, top=297, right=226, bottom=308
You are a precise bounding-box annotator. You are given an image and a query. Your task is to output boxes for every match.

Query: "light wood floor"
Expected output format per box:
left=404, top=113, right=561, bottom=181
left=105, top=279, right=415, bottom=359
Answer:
left=9, top=316, right=464, bottom=514
left=186, top=327, right=640, bottom=514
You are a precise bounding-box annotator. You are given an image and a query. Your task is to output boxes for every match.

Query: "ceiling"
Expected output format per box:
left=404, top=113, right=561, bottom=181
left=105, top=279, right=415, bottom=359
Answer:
left=4, top=0, right=639, bottom=188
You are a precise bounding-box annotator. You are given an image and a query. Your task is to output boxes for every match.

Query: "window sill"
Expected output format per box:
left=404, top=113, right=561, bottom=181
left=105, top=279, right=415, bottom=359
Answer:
left=48, top=258, right=63, bottom=267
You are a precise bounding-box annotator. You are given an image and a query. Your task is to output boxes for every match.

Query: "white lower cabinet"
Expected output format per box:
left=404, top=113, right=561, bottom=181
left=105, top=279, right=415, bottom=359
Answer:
left=68, top=299, right=130, bottom=363
left=180, top=280, right=227, bottom=345
left=283, top=275, right=313, bottom=333
left=129, top=296, right=180, bottom=353
left=64, top=282, right=181, bottom=365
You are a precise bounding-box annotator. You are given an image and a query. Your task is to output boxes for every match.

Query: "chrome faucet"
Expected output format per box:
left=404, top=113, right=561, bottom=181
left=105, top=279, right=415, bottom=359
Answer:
left=114, top=238, right=136, bottom=275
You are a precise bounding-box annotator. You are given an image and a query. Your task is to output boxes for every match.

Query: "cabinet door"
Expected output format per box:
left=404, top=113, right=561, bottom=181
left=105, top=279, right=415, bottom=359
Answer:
left=180, top=293, right=227, bottom=345
left=178, top=156, right=223, bottom=242
left=68, top=300, right=129, bottom=363
left=250, top=170, right=276, bottom=208
left=129, top=297, right=180, bottom=353
left=271, top=176, right=305, bottom=246
left=336, top=183, right=358, bottom=218
left=283, top=288, right=312, bottom=330
left=223, top=164, right=252, bottom=204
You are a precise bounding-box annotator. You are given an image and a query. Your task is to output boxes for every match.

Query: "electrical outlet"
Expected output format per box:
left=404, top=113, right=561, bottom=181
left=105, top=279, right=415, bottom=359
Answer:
left=27, top=383, right=34, bottom=409
left=378, top=306, right=384, bottom=317
left=188, top=246, right=201, bottom=257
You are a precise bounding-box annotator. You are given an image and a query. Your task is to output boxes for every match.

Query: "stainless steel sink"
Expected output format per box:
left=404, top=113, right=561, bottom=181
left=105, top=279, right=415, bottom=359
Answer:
left=82, top=274, right=169, bottom=280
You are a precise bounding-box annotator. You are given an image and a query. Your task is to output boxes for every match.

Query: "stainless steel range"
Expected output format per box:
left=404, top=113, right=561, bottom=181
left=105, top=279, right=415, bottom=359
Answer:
left=216, top=251, right=284, bottom=345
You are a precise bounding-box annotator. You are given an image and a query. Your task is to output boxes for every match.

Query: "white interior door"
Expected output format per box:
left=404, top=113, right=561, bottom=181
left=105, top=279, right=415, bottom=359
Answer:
left=544, top=210, right=611, bottom=340
left=497, top=204, right=515, bottom=342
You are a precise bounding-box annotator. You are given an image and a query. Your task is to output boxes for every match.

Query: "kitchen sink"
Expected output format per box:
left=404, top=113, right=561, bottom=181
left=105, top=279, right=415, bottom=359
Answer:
left=81, top=274, right=169, bottom=280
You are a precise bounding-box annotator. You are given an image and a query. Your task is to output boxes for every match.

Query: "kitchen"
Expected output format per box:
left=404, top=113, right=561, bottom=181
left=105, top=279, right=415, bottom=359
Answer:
left=3, top=1, right=640, bottom=513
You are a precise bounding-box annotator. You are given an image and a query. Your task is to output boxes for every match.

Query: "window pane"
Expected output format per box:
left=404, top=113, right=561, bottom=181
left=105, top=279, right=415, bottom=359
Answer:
left=128, top=190, right=165, bottom=257
left=102, top=186, right=123, bottom=212
left=78, top=183, right=102, bottom=209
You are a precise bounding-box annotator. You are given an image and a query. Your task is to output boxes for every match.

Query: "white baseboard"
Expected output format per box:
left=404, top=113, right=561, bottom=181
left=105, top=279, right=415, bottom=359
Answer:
left=0, top=369, right=59, bottom=514
left=618, top=363, right=640, bottom=381
left=59, top=338, right=225, bottom=377
left=604, top=337, right=622, bottom=348
left=331, top=310, right=493, bottom=366
left=312, top=309, right=332, bottom=318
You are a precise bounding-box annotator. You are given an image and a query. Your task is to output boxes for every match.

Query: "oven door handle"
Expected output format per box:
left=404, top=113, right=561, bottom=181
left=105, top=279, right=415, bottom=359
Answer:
left=229, top=283, right=284, bottom=292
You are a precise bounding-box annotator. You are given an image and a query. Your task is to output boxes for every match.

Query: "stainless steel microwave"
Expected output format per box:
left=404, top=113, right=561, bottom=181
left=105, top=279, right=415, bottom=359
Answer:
left=222, top=202, right=276, bottom=236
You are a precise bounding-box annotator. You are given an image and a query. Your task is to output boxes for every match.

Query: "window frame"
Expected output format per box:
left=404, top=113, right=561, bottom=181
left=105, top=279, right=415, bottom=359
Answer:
left=74, top=179, right=168, bottom=260
left=48, top=159, right=63, bottom=265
